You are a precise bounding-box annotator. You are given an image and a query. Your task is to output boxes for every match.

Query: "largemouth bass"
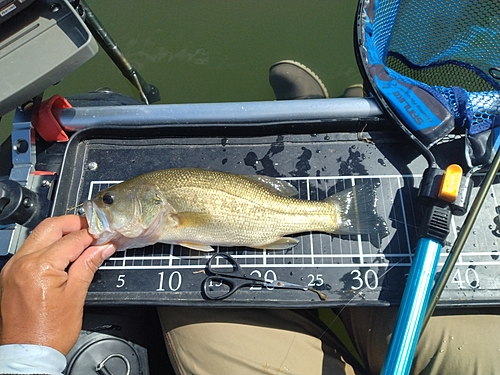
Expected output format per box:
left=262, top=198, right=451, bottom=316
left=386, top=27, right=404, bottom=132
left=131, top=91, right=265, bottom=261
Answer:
left=84, top=168, right=386, bottom=252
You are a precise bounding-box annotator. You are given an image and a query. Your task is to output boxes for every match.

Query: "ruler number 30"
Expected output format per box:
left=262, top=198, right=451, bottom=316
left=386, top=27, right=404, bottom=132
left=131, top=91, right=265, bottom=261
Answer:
left=350, top=269, right=378, bottom=290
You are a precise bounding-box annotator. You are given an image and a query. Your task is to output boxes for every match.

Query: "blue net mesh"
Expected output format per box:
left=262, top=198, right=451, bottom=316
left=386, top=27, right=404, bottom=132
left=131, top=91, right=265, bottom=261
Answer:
left=358, top=0, right=500, bottom=167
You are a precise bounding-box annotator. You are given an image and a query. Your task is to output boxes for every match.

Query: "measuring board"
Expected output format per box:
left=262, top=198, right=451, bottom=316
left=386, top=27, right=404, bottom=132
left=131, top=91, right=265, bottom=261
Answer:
left=52, top=126, right=500, bottom=307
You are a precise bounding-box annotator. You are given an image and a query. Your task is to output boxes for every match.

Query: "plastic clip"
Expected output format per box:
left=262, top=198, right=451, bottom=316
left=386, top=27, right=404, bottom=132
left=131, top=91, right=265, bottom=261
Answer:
left=32, top=94, right=72, bottom=142
left=438, top=164, right=462, bottom=203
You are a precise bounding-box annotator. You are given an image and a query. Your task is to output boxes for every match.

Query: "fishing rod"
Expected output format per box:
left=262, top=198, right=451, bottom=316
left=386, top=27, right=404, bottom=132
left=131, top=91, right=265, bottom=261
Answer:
left=77, top=0, right=160, bottom=104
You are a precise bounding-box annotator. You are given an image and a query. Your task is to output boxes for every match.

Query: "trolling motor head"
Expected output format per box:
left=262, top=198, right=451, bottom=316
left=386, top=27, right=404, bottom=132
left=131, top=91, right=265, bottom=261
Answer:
left=0, top=0, right=98, bottom=118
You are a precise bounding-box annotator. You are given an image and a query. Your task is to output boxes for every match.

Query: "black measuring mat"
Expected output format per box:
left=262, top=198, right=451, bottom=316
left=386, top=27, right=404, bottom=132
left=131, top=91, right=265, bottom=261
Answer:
left=52, top=125, right=500, bottom=307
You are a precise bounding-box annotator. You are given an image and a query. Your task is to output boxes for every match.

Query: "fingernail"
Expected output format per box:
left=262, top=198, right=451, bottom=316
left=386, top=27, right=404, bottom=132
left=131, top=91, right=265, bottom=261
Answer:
left=101, top=244, right=116, bottom=260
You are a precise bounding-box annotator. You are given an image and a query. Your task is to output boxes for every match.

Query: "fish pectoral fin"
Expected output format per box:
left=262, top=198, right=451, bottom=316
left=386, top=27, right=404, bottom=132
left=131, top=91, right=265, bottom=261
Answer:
left=174, top=212, right=212, bottom=228
left=252, top=237, right=299, bottom=250
left=179, top=241, right=215, bottom=252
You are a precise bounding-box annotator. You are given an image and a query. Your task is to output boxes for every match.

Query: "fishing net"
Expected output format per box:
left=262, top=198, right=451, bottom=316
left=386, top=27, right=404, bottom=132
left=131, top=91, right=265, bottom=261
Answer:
left=356, top=0, right=500, bottom=167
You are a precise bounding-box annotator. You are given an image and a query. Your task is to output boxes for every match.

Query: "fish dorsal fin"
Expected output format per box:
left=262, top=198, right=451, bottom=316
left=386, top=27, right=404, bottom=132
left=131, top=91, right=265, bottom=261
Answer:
left=251, top=237, right=299, bottom=250
left=244, top=175, right=298, bottom=197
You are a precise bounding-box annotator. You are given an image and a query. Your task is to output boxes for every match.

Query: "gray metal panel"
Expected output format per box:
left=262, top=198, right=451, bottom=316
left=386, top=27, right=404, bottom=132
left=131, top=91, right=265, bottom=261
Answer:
left=0, top=0, right=98, bottom=117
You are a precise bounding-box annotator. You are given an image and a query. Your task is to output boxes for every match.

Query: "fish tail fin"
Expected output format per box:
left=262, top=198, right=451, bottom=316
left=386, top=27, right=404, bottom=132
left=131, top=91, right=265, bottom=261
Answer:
left=324, top=181, right=388, bottom=236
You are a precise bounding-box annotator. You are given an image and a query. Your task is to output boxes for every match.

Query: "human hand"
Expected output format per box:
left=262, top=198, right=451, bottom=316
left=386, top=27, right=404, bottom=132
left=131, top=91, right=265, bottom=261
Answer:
left=0, top=215, right=116, bottom=355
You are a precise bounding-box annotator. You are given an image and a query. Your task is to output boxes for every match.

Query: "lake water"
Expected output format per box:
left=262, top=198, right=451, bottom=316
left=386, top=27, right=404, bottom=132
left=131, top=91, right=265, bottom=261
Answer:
left=1, top=0, right=362, bottom=141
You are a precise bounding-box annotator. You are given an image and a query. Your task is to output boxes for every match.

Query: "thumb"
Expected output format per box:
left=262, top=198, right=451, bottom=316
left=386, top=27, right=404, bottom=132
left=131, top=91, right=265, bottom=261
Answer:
left=67, top=244, right=116, bottom=289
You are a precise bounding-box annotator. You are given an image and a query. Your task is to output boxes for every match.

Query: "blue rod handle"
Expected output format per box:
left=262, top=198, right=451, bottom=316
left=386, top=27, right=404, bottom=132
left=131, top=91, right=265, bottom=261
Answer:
left=381, top=237, right=441, bottom=375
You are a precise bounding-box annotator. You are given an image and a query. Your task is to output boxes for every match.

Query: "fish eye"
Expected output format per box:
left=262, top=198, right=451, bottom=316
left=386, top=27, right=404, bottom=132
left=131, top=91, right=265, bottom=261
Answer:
left=102, top=193, right=114, bottom=205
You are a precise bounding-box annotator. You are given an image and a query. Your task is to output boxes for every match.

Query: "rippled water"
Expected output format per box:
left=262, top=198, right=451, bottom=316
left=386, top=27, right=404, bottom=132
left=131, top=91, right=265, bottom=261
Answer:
left=1, top=0, right=361, bottom=141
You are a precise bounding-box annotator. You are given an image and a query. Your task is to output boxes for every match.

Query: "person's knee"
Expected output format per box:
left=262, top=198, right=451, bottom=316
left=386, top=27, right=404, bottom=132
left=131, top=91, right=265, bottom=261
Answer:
left=340, top=307, right=500, bottom=375
left=158, top=307, right=356, bottom=375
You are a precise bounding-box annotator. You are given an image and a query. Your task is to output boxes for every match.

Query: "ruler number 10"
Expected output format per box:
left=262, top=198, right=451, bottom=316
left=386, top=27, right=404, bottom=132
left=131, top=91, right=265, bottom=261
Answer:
left=115, top=272, right=182, bottom=291
left=156, top=271, right=182, bottom=292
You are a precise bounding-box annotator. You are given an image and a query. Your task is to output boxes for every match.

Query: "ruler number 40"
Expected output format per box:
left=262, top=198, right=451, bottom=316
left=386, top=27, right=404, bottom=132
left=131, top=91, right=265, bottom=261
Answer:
left=452, top=268, right=480, bottom=289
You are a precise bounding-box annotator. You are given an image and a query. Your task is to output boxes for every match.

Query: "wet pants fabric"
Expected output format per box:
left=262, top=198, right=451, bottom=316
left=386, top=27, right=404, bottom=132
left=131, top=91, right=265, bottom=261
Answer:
left=158, top=306, right=500, bottom=375
left=341, top=306, right=500, bottom=375
left=158, top=307, right=356, bottom=375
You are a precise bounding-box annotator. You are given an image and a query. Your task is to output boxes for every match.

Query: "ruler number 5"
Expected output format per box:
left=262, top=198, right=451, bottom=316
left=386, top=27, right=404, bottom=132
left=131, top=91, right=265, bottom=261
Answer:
left=116, top=274, right=125, bottom=288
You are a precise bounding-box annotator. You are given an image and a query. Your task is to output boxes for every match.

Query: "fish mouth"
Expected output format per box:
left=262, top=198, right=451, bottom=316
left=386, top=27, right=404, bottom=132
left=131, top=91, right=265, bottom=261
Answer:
left=83, top=200, right=113, bottom=245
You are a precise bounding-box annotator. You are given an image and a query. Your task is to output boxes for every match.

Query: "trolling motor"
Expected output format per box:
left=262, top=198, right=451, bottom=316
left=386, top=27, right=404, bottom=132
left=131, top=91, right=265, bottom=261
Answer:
left=0, top=0, right=159, bottom=119
left=0, top=0, right=98, bottom=118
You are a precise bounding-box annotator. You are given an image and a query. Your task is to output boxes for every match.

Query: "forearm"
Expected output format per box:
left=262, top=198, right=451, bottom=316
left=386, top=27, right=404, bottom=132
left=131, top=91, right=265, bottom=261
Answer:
left=0, top=344, right=66, bottom=375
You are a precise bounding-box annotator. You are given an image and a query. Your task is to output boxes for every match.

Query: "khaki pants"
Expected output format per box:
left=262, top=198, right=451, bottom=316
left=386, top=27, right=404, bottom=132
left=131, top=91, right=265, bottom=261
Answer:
left=158, top=306, right=500, bottom=375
